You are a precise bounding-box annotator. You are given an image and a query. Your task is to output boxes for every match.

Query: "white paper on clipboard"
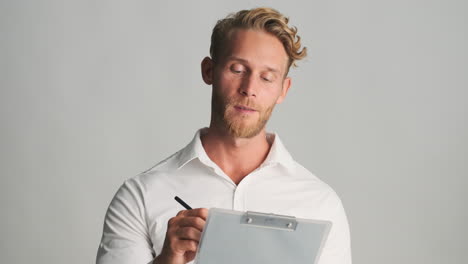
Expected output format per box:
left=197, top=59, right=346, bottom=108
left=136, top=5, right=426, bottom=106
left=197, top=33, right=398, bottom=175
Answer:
left=194, top=208, right=332, bottom=264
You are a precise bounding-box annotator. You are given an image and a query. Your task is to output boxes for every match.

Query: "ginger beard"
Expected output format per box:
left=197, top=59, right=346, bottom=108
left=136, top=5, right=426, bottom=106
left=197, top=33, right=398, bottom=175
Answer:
left=211, top=88, right=276, bottom=138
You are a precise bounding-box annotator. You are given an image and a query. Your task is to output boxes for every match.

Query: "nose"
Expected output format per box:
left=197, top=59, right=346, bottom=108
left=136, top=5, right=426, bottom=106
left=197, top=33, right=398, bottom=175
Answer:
left=238, top=74, right=257, bottom=98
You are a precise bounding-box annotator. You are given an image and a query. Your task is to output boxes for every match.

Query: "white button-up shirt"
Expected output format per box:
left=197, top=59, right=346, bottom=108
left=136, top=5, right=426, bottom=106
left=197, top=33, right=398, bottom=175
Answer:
left=97, top=128, right=352, bottom=264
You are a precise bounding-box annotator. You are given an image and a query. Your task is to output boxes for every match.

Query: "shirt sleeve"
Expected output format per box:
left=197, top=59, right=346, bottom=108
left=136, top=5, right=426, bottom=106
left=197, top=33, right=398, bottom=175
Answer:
left=96, top=178, right=155, bottom=264
left=318, top=189, right=352, bottom=264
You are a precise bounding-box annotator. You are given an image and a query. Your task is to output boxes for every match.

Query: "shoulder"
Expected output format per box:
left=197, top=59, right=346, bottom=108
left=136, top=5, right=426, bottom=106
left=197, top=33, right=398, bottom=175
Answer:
left=290, top=161, right=345, bottom=212
left=124, top=150, right=183, bottom=190
left=291, top=161, right=335, bottom=192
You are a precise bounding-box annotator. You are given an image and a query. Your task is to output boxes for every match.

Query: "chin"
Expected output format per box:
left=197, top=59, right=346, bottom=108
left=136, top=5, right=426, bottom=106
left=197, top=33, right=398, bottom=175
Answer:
left=226, top=121, right=265, bottom=138
left=222, top=109, right=270, bottom=138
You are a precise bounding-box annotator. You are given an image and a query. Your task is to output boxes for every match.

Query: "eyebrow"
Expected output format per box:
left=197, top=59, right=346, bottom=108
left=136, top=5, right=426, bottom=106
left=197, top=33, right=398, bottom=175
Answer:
left=227, top=56, right=280, bottom=74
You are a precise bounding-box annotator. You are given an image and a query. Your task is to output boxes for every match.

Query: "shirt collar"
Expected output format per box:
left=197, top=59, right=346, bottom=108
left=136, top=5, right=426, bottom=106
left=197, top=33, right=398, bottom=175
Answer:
left=176, top=128, right=296, bottom=171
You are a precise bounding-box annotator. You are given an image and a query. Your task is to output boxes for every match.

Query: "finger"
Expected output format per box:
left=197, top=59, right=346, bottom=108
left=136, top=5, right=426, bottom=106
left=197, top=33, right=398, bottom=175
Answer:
left=176, top=210, right=187, bottom=217
left=177, top=208, right=209, bottom=220
left=175, top=226, right=202, bottom=241
left=174, top=239, right=198, bottom=253
left=177, top=216, right=205, bottom=231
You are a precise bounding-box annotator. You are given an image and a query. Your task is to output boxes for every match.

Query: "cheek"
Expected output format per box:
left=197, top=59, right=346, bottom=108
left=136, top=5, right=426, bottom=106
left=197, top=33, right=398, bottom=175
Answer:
left=265, top=86, right=283, bottom=103
left=217, top=76, right=240, bottom=95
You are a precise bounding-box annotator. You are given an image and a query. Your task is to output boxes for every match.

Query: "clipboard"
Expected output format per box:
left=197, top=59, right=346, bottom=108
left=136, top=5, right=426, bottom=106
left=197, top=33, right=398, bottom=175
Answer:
left=194, top=208, right=332, bottom=264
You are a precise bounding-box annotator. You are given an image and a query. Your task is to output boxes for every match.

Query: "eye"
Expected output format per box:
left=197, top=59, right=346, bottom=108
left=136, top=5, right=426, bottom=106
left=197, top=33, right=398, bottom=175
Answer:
left=230, top=64, right=245, bottom=74
left=261, top=73, right=275, bottom=83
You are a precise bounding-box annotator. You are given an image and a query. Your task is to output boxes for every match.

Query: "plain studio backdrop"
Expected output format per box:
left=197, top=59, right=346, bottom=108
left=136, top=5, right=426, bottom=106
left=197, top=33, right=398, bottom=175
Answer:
left=1, top=0, right=467, bottom=263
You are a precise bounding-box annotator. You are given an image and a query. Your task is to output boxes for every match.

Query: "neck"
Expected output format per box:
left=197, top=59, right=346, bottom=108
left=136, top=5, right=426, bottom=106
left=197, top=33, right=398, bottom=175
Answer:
left=200, top=125, right=272, bottom=185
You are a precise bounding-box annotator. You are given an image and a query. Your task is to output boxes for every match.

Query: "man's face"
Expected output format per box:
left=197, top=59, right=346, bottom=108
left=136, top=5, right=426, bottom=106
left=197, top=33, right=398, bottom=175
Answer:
left=206, top=29, right=291, bottom=138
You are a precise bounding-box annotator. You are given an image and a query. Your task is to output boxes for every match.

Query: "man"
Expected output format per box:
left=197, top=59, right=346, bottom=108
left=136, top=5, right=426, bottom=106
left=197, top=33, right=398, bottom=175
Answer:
left=97, top=7, right=351, bottom=264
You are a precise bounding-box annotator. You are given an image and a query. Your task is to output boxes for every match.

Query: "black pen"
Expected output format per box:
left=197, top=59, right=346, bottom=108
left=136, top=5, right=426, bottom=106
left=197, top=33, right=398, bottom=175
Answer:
left=174, top=196, right=192, bottom=210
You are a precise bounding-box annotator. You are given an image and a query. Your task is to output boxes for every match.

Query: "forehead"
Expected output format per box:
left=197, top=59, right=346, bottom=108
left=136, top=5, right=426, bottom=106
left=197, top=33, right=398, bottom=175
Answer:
left=221, top=29, right=289, bottom=72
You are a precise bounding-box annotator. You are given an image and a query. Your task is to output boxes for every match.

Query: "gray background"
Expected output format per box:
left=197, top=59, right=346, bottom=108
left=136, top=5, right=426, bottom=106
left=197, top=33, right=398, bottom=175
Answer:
left=1, top=0, right=467, bottom=263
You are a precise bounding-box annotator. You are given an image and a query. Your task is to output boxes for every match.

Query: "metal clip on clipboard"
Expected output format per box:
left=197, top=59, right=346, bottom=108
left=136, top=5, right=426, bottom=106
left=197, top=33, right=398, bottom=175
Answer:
left=241, top=211, right=298, bottom=231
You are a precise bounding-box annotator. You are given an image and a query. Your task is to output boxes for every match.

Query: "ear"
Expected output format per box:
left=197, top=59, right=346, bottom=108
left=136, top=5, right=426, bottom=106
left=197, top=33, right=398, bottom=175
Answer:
left=201, top=56, right=214, bottom=85
left=276, top=77, right=292, bottom=104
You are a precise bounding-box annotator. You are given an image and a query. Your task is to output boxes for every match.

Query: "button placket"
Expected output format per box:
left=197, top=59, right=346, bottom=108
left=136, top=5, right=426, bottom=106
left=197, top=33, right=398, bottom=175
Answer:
left=232, top=168, right=261, bottom=211
left=232, top=185, right=244, bottom=211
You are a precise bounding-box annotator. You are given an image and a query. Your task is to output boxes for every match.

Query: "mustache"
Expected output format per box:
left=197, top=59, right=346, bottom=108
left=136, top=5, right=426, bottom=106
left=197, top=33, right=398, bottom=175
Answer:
left=212, top=89, right=260, bottom=111
left=226, top=98, right=259, bottom=110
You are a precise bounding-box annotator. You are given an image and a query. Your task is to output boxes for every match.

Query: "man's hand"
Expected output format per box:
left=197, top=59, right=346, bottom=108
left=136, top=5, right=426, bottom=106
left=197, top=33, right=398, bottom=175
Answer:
left=154, top=208, right=208, bottom=264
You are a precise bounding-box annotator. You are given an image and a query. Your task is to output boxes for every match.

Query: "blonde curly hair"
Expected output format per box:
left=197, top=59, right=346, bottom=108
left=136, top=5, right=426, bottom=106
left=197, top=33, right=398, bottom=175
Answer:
left=210, top=7, right=307, bottom=72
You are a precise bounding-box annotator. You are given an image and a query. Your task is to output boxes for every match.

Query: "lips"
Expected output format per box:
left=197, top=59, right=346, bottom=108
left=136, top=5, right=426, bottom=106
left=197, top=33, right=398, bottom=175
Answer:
left=235, top=105, right=256, bottom=111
